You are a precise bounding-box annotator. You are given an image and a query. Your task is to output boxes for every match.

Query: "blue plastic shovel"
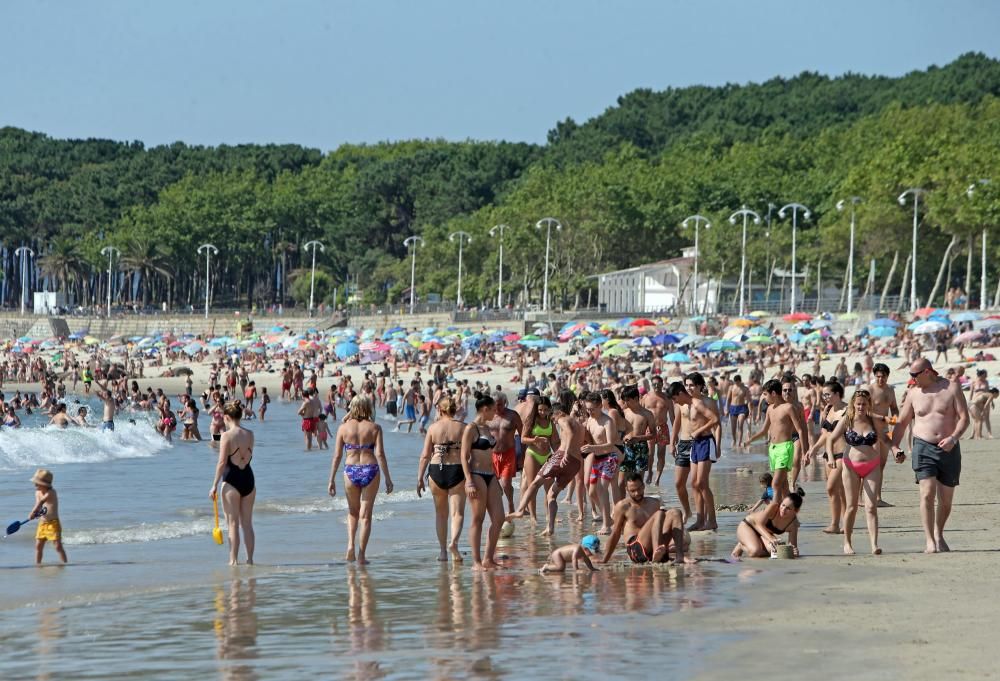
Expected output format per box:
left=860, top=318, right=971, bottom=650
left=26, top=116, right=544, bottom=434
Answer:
left=3, top=507, right=46, bottom=538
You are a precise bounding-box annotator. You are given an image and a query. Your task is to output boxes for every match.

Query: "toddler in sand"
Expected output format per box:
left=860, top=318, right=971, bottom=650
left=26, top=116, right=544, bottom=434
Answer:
left=540, top=535, right=600, bottom=573
left=29, top=469, right=68, bottom=565
left=747, top=473, right=774, bottom=513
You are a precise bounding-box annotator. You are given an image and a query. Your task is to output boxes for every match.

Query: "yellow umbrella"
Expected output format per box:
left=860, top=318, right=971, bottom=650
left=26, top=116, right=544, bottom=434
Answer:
left=604, top=338, right=628, bottom=347
left=84, top=336, right=99, bottom=345
left=731, top=318, right=755, bottom=327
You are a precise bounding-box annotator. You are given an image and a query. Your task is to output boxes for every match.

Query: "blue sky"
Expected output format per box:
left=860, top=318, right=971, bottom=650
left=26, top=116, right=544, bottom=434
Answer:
left=2, top=0, right=998, bottom=150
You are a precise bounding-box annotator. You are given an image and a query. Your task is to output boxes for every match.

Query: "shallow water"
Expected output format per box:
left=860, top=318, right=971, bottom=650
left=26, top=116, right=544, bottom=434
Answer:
left=0, top=398, right=771, bottom=679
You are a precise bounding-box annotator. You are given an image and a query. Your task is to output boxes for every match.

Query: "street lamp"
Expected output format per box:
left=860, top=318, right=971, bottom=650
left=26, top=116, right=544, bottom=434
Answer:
left=100, top=246, right=121, bottom=319
left=303, top=240, right=325, bottom=316
left=898, top=188, right=926, bottom=312
left=535, top=218, right=561, bottom=312
left=728, top=206, right=761, bottom=316
left=836, top=197, right=862, bottom=314
left=403, top=236, right=425, bottom=314
left=681, top=215, right=711, bottom=314
left=14, top=246, right=34, bottom=316
left=449, top=231, right=472, bottom=309
left=967, top=180, right=991, bottom=311
left=197, top=243, right=218, bottom=319
left=489, top=224, right=509, bottom=308
left=778, top=203, right=812, bottom=314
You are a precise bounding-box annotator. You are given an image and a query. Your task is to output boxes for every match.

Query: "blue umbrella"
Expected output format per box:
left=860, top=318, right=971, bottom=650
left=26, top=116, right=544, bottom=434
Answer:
left=747, top=326, right=772, bottom=336
left=703, top=340, right=741, bottom=353
left=522, top=339, right=558, bottom=349
left=663, top=352, right=690, bottom=362
left=951, top=311, right=981, bottom=323
left=869, top=326, right=897, bottom=338
left=587, top=336, right=610, bottom=347
left=869, top=318, right=900, bottom=328
left=335, top=341, right=360, bottom=359
left=652, top=333, right=682, bottom=345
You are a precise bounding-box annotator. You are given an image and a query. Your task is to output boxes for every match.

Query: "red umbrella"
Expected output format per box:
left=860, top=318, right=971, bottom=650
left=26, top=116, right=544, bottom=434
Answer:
left=570, top=360, right=592, bottom=370
left=420, top=341, right=444, bottom=351
left=629, top=318, right=656, bottom=327
left=783, top=313, right=812, bottom=322
left=503, top=333, right=522, bottom=342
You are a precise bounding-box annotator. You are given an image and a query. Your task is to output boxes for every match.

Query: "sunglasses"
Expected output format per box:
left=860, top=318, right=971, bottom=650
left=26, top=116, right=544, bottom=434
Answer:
left=909, top=368, right=928, bottom=378
left=855, top=390, right=871, bottom=398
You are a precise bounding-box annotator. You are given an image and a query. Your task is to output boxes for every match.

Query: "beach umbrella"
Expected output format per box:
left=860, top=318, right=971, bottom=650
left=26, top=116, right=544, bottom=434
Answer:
left=570, top=360, right=592, bottom=370
left=335, top=340, right=360, bottom=359
left=869, top=318, right=900, bottom=328
left=914, top=308, right=947, bottom=319
left=703, top=339, right=741, bottom=353
left=951, top=311, right=981, bottom=323
left=838, top=312, right=859, bottom=321
left=788, top=332, right=805, bottom=343
left=663, top=351, right=690, bottom=362
left=521, top=339, right=558, bottom=349
left=731, top=318, right=755, bottom=327
left=745, top=335, right=773, bottom=344
left=723, top=329, right=748, bottom=341
left=651, top=333, right=682, bottom=345
left=629, top=318, right=656, bottom=327
left=420, top=341, right=445, bottom=351
left=16, top=336, right=32, bottom=344
left=521, top=334, right=542, bottom=341
left=532, top=322, right=550, bottom=330
left=676, top=335, right=704, bottom=347
left=68, top=331, right=85, bottom=340
left=360, top=341, right=391, bottom=353
left=809, top=319, right=833, bottom=328
left=615, top=317, right=635, bottom=327
left=687, top=315, right=706, bottom=322
left=913, top=321, right=948, bottom=335
left=270, top=325, right=286, bottom=333
left=869, top=326, right=897, bottom=338
left=360, top=329, right=376, bottom=340
left=747, top=326, right=771, bottom=336
left=604, top=338, right=629, bottom=347
left=749, top=311, right=769, bottom=318
left=606, top=343, right=633, bottom=356
left=783, top=313, right=812, bottom=322
left=503, top=333, right=521, bottom=342
left=953, top=330, right=984, bottom=344
left=632, top=336, right=653, bottom=346
left=587, top=336, right=610, bottom=347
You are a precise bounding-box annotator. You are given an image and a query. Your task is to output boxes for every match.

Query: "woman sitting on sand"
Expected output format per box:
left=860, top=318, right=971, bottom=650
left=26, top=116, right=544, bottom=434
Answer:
left=209, top=401, right=256, bottom=566
left=329, top=396, right=394, bottom=564
left=805, top=380, right=848, bottom=535
left=731, top=492, right=803, bottom=559
left=460, top=393, right=505, bottom=570
left=417, top=396, right=467, bottom=563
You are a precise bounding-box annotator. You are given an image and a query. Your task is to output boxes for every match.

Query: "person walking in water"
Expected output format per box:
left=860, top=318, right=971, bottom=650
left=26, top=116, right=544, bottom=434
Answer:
left=209, top=401, right=256, bottom=566
left=417, top=396, right=467, bottom=563
left=329, top=396, right=394, bottom=564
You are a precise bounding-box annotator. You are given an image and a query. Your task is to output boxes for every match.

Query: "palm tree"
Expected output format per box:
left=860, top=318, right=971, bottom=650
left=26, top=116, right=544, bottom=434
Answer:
left=38, top=237, right=84, bottom=299
left=121, top=236, right=173, bottom=308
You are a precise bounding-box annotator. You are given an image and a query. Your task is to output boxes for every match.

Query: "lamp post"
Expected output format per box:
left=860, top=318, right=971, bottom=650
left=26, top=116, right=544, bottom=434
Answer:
left=681, top=215, right=711, bottom=314
left=836, top=197, right=862, bottom=314
left=728, top=206, right=761, bottom=316
left=778, top=203, right=812, bottom=314
left=403, top=236, right=425, bottom=314
left=100, top=246, right=121, bottom=319
left=535, top=218, right=561, bottom=311
left=488, top=224, right=508, bottom=308
left=449, top=231, right=472, bottom=309
left=14, top=246, right=34, bottom=315
left=898, top=188, right=926, bottom=312
left=967, top=180, right=991, bottom=311
left=303, top=240, right=325, bottom=316
left=197, top=243, right=218, bottom=319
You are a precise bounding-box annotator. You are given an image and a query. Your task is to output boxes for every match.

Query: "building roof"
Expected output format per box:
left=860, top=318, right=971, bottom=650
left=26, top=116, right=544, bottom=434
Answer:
left=590, top=256, right=694, bottom=279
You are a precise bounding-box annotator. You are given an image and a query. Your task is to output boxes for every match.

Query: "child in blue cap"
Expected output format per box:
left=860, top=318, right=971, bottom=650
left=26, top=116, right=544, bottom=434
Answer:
left=540, top=535, right=600, bottom=573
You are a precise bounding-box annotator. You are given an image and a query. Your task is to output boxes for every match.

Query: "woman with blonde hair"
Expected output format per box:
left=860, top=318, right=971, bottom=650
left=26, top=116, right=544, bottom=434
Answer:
left=209, top=401, right=256, bottom=566
left=461, top=393, right=504, bottom=569
left=822, top=388, right=905, bottom=555
left=329, top=396, right=394, bottom=564
left=417, top=395, right=467, bottom=562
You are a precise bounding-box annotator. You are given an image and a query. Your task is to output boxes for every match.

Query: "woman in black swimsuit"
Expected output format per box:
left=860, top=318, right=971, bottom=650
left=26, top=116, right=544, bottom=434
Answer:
left=417, top=396, right=468, bottom=563
left=806, top=380, right=848, bottom=535
left=460, top=393, right=504, bottom=569
left=209, top=401, right=256, bottom=566
left=731, top=492, right=803, bottom=559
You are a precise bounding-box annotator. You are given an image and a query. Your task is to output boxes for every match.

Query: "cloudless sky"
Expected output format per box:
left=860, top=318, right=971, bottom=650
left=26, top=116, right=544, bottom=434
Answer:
left=2, top=0, right=998, bottom=151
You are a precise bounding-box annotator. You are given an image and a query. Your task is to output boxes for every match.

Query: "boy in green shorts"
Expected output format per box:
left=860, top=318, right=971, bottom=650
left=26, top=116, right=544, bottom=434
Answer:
left=747, top=380, right=808, bottom=503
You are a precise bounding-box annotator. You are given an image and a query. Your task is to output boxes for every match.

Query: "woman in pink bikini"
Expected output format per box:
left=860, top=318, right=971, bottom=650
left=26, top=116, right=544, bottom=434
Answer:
left=821, top=388, right=905, bottom=555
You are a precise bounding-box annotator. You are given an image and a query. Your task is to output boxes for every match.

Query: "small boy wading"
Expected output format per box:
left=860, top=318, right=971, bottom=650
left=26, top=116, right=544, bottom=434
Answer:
left=30, top=469, right=68, bottom=565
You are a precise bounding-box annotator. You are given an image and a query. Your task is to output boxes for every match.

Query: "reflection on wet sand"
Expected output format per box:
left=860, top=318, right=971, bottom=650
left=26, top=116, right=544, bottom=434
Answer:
left=214, top=578, right=258, bottom=681
left=34, top=607, right=63, bottom=681
left=339, top=567, right=386, bottom=681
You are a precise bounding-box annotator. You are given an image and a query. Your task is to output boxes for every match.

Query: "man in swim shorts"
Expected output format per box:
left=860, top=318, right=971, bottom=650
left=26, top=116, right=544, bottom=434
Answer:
left=297, top=388, right=323, bottom=450
left=747, top=379, right=808, bottom=504
left=670, top=373, right=720, bottom=531
left=600, top=474, right=693, bottom=565
left=726, top=374, right=750, bottom=447
left=581, top=392, right=619, bottom=534
left=869, top=363, right=900, bottom=507
left=619, top=385, right=655, bottom=495
left=891, top=358, right=969, bottom=553
left=641, top=376, right=673, bottom=486
left=488, top=393, right=523, bottom=515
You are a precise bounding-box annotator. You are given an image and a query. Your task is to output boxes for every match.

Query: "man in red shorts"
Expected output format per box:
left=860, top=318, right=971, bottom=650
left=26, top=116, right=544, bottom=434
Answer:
left=297, top=387, right=323, bottom=450
left=488, top=393, right=522, bottom=514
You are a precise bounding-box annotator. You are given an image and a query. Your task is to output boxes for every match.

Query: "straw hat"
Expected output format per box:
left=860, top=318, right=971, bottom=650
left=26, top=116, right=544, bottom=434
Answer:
left=31, top=469, right=53, bottom=488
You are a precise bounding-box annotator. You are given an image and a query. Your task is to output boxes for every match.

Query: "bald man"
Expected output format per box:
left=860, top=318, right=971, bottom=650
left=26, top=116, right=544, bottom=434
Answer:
left=891, top=358, right=969, bottom=554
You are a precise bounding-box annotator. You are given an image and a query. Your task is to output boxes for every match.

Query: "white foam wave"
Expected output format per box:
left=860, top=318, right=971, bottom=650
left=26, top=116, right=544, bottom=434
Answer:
left=65, top=519, right=212, bottom=546
left=257, top=489, right=421, bottom=515
left=0, top=421, right=170, bottom=470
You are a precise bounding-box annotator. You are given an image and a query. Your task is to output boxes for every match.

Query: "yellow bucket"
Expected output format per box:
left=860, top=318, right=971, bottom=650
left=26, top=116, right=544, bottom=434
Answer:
left=212, top=496, right=224, bottom=545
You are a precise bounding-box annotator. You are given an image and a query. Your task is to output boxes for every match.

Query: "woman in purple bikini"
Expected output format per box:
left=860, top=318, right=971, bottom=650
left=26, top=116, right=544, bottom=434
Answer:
left=329, top=396, right=394, bottom=564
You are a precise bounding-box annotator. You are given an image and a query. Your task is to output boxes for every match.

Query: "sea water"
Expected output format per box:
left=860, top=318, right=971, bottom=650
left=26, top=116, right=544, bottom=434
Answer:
left=0, top=397, right=769, bottom=680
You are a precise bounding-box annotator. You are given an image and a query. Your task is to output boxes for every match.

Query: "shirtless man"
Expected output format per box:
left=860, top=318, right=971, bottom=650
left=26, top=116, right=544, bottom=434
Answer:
left=394, top=381, right=418, bottom=433
left=297, top=388, right=323, bottom=450
left=508, top=389, right=584, bottom=537
left=726, top=375, right=750, bottom=447
left=618, top=385, right=655, bottom=497
left=798, top=374, right=818, bottom=437
left=94, top=378, right=117, bottom=431
left=581, top=392, right=619, bottom=534
left=488, top=393, right=523, bottom=514
left=784, top=376, right=811, bottom=491
left=670, top=373, right=721, bottom=531
left=747, top=379, right=808, bottom=503
left=640, top=376, right=673, bottom=486
left=890, top=358, right=969, bottom=553
left=868, top=363, right=900, bottom=507
left=600, top=475, right=692, bottom=565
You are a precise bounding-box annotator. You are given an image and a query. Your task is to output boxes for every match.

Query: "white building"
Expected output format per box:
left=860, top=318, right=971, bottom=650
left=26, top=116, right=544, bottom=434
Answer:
left=594, top=249, right=719, bottom=314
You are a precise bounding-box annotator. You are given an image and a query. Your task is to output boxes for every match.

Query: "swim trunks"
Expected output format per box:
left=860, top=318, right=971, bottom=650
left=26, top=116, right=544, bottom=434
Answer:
left=386, top=401, right=398, bottom=417
left=675, top=440, right=692, bottom=468
left=540, top=450, right=581, bottom=488
left=492, top=448, right=517, bottom=479
left=404, top=404, right=417, bottom=420
left=301, top=417, right=318, bottom=433
left=626, top=535, right=650, bottom=564
left=768, top=440, right=794, bottom=471
left=590, top=454, right=619, bottom=484
left=101, top=420, right=115, bottom=432
left=912, top=436, right=961, bottom=487
left=36, top=518, right=62, bottom=542
left=621, top=441, right=650, bottom=473
left=690, top=436, right=718, bottom=464
left=728, top=404, right=749, bottom=418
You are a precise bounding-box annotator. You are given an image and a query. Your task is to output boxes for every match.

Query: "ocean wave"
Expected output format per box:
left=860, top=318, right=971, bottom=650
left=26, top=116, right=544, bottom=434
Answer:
left=256, top=489, right=421, bottom=515
left=0, top=421, right=170, bottom=470
left=65, top=519, right=212, bottom=545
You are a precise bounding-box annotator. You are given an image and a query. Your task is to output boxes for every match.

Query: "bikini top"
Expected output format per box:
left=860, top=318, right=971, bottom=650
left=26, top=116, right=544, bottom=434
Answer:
left=821, top=418, right=838, bottom=432
left=844, top=430, right=878, bottom=447
left=532, top=421, right=553, bottom=437
left=433, top=440, right=460, bottom=458
left=343, top=442, right=375, bottom=451
left=765, top=517, right=790, bottom=535
left=472, top=425, right=496, bottom=450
